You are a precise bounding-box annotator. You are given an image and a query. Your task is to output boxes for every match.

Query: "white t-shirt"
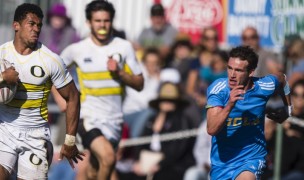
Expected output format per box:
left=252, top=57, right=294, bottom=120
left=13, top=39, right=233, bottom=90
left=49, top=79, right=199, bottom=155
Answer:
left=61, top=37, right=142, bottom=123
left=123, top=63, right=159, bottom=114
left=0, top=41, right=72, bottom=127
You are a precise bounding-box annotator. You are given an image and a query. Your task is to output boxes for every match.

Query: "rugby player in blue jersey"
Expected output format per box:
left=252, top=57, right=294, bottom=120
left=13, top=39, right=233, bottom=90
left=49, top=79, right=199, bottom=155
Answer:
left=206, top=46, right=292, bottom=180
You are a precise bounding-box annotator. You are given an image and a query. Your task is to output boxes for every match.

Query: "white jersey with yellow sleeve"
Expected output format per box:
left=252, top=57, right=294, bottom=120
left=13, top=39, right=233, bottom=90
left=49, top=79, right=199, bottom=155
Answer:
left=0, top=41, right=72, bottom=128
left=61, top=37, right=142, bottom=125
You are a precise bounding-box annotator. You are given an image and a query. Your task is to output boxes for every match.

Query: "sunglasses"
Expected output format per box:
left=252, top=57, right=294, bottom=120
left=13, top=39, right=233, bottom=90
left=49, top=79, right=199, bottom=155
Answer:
left=242, top=34, right=258, bottom=41
left=292, top=92, right=304, bottom=98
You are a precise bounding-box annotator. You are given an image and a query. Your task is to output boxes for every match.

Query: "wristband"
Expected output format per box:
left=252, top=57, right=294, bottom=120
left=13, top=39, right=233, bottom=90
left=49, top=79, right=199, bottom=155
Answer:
left=64, top=134, right=76, bottom=146
left=287, top=105, right=293, bottom=117
left=283, top=74, right=290, bottom=95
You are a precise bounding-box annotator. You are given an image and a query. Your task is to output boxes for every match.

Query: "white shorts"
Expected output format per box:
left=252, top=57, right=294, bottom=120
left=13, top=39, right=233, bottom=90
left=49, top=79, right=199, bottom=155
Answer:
left=0, top=122, right=53, bottom=180
left=81, top=118, right=123, bottom=148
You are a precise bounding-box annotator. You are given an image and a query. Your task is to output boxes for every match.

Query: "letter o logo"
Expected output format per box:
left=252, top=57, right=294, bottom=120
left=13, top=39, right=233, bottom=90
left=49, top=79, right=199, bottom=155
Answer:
left=29, top=153, right=43, bottom=165
left=31, top=66, right=45, bottom=78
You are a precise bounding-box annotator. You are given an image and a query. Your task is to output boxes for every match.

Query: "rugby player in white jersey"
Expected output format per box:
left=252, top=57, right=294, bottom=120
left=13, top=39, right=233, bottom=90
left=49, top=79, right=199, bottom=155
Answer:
left=58, top=1, right=144, bottom=179
left=0, top=3, right=84, bottom=179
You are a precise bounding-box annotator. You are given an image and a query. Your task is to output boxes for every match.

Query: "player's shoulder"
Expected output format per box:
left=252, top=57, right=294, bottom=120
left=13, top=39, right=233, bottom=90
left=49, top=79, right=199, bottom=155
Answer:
left=111, top=37, right=132, bottom=47
left=208, top=78, right=228, bottom=95
left=255, top=75, right=279, bottom=86
left=39, top=42, right=61, bottom=60
left=0, top=41, right=14, bottom=53
left=66, top=38, right=89, bottom=50
left=254, top=75, right=278, bottom=92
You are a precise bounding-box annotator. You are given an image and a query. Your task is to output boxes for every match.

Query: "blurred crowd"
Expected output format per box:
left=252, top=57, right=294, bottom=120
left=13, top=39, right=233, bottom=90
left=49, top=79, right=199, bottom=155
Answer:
left=40, top=2, right=304, bottom=180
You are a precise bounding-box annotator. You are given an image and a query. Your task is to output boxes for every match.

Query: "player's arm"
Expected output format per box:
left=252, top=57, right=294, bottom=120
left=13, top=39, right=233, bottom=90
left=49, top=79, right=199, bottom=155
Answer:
left=51, top=86, right=67, bottom=112
left=0, top=67, right=19, bottom=85
left=107, top=57, right=144, bottom=91
left=207, top=85, right=244, bottom=135
left=56, top=81, right=84, bottom=168
left=267, top=72, right=292, bottom=123
left=56, top=81, right=79, bottom=138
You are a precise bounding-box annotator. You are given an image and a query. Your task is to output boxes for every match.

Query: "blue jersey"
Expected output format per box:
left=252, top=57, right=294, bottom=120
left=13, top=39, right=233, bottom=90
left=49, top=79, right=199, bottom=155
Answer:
left=206, top=75, right=279, bottom=167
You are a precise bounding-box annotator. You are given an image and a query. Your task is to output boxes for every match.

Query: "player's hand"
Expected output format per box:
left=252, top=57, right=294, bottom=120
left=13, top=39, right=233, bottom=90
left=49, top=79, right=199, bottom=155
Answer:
left=107, top=57, right=119, bottom=72
left=228, top=85, right=244, bottom=105
left=59, top=144, right=85, bottom=169
left=2, top=67, right=19, bottom=85
left=266, top=107, right=289, bottom=124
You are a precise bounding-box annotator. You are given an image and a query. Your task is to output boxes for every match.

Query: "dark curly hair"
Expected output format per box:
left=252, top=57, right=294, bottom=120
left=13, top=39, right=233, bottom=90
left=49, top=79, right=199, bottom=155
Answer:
left=85, top=0, right=115, bottom=21
left=229, top=46, right=258, bottom=71
left=14, top=3, right=44, bottom=23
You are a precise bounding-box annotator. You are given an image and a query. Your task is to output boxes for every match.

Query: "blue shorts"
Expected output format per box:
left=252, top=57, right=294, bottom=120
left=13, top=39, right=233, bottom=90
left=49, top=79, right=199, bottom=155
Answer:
left=210, top=159, right=266, bottom=180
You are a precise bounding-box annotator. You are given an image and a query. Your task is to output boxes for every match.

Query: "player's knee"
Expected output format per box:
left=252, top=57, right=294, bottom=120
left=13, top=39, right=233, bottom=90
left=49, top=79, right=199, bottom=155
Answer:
left=98, top=150, right=116, bottom=167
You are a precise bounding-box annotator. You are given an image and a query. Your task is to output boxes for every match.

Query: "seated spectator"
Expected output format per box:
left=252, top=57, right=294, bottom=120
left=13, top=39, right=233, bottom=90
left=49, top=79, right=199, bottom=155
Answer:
left=241, top=26, right=281, bottom=77
left=285, top=38, right=304, bottom=86
left=39, top=3, right=80, bottom=54
left=135, top=3, right=178, bottom=59
left=165, top=39, right=194, bottom=88
left=132, top=82, right=196, bottom=180
left=123, top=48, right=162, bottom=138
left=186, top=50, right=228, bottom=111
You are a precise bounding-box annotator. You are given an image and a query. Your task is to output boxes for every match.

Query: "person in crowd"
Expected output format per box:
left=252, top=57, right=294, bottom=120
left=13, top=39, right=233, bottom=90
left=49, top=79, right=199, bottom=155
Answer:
left=206, top=46, right=292, bottom=179
left=58, top=1, right=144, bottom=179
left=285, top=38, right=304, bottom=86
left=0, top=3, right=83, bottom=179
left=132, top=82, right=196, bottom=180
left=186, top=50, right=228, bottom=110
left=198, top=27, right=219, bottom=54
left=241, top=26, right=282, bottom=77
left=165, top=39, right=194, bottom=88
left=135, top=3, right=178, bottom=59
left=123, top=48, right=162, bottom=138
left=39, top=3, right=80, bottom=54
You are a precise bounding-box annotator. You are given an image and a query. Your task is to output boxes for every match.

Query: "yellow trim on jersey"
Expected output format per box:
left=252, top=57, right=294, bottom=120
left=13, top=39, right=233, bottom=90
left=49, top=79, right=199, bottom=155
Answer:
left=79, top=71, right=119, bottom=80
left=83, top=87, right=122, bottom=96
left=8, top=98, right=43, bottom=108
left=7, top=79, right=52, bottom=120
left=76, top=67, right=124, bottom=102
left=123, top=64, right=133, bottom=75
left=17, top=83, right=47, bottom=92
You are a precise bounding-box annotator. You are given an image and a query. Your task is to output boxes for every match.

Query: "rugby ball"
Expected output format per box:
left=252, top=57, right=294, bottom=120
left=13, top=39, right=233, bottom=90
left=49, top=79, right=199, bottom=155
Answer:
left=0, top=59, right=17, bottom=104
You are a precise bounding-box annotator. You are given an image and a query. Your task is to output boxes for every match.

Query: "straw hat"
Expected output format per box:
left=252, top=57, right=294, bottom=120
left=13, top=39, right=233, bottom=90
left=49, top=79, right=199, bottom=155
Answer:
left=149, top=82, right=188, bottom=109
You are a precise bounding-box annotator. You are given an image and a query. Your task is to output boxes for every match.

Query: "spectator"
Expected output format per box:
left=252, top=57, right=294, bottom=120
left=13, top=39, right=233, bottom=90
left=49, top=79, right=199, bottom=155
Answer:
left=198, top=27, right=219, bottom=54
left=135, top=3, right=178, bottom=59
left=186, top=50, right=228, bottom=111
left=285, top=38, right=304, bottom=86
left=39, top=3, right=80, bottom=54
left=241, top=26, right=281, bottom=77
left=132, top=82, right=196, bottom=180
left=123, top=48, right=162, bottom=138
left=165, top=39, right=194, bottom=88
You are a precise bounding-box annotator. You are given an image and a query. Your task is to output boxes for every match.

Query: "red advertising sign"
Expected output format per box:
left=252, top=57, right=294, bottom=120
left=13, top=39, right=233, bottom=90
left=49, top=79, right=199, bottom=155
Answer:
left=165, top=0, right=226, bottom=45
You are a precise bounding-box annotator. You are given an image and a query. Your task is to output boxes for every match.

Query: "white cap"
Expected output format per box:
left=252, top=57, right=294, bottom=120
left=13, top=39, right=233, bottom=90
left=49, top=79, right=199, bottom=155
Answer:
left=160, top=68, right=181, bottom=84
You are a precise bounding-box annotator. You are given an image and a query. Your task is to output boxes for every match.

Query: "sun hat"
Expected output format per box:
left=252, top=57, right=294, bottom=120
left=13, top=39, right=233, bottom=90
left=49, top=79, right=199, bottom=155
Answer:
left=149, top=82, right=188, bottom=109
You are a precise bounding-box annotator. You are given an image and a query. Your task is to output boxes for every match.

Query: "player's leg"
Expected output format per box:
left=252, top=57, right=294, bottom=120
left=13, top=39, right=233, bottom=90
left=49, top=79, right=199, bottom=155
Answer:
left=235, top=171, right=256, bottom=180
left=233, top=159, right=266, bottom=180
left=90, top=135, right=116, bottom=180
